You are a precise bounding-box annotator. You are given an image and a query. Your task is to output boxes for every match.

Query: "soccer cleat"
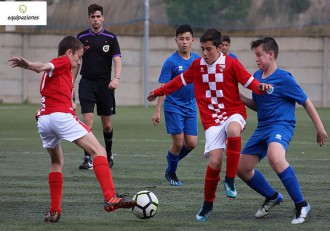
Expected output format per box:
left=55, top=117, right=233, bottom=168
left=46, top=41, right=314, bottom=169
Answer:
left=165, top=171, right=182, bottom=186
left=291, top=204, right=311, bottom=224
left=44, top=211, right=61, bottom=223
left=79, top=156, right=93, bottom=170
left=108, top=152, right=114, bottom=168
left=224, top=181, right=237, bottom=198
left=104, top=196, right=137, bottom=212
left=195, top=202, right=213, bottom=222
left=255, top=192, right=283, bottom=218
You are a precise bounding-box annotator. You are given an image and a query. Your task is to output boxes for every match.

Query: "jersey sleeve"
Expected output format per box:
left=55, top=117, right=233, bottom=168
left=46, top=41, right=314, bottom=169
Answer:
left=282, top=73, right=308, bottom=105
left=111, top=35, right=121, bottom=57
left=50, top=56, right=71, bottom=76
left=232, top=59, right=261, bottom=94
left=153, top=74, right=184, bottom=96
left=158, top=59, right=173, bottom=83
left=153, top=60, right=196, bottom=96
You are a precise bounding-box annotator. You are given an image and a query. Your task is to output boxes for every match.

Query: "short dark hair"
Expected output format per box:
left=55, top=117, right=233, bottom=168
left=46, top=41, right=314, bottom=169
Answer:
left=58, top=35, right=84, bottom=56
left=222, top=35, right=231, bottom=43
left=88, top=4, right=103, bottom=16
left=176, top=24, right=193, bottom=37
left=200, top=28, right=222, bottom=47
left=251, top=37, right=279, bottom=59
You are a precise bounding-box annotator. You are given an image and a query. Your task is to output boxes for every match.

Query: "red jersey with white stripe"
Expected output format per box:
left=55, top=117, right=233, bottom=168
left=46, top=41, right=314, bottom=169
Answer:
left=36, top=56, right=75, bottom=117
left=154, top=54, right=261, bottom=130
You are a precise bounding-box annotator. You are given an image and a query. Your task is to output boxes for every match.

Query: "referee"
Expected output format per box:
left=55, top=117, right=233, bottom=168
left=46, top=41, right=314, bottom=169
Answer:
left=73, top=3, right=121, bottom=169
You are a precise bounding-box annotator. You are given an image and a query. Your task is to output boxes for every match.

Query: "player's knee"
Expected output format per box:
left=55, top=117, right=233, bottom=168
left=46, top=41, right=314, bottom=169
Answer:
left=185, top=140, right=198, bottom=150
left=103, top=126, right=112, bottom=133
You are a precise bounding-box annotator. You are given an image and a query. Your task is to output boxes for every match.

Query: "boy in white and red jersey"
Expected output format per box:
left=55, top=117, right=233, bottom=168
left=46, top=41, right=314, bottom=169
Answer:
left=147, top=28, right=271, bottom=222
left=8, top=35, right=136, bottom=223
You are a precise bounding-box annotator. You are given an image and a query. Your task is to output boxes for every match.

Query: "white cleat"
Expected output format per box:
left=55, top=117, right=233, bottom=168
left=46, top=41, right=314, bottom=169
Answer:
left=291, top=204, right=311, bottom=225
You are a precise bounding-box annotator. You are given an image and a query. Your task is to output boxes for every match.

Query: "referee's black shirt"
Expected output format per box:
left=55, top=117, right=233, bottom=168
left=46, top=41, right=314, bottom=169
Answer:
left=77, top=28, right=121, bottom=80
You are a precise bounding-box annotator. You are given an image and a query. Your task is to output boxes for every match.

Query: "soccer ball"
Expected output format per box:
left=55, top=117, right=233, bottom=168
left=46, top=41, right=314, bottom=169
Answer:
left=132, top=190, right=159, bottom=219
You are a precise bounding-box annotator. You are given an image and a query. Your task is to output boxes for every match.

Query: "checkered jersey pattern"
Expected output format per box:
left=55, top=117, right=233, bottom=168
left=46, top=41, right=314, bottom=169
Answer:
left=201, top=55, right=228, bottom=124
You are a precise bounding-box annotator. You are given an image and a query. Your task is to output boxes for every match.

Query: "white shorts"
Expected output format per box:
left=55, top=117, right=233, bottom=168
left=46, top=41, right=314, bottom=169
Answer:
left=37, top=112, right=90, bottom=149
left=204, top=114, right=246, bottom=158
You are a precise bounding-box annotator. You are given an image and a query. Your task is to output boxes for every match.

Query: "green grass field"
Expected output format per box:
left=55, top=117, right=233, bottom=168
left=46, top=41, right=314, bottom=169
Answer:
left=0, top=104, right=329, bottom=231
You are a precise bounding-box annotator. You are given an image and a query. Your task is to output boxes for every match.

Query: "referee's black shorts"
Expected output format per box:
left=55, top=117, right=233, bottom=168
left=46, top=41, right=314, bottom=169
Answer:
left=78, top=78, right=116, bottom=116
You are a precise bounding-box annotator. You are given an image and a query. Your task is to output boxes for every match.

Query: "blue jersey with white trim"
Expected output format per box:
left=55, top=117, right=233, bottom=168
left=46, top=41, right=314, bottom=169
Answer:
left=158, top=51, right=199, bottom=114
left=252, top=68, right=308, bottom=128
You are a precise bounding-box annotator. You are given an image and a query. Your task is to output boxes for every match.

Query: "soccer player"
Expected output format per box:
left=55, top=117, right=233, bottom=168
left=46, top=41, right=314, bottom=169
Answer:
left=221, top=35, right=238, bottom=59
left=73, top=4, right=121, bottom=169
left=147, top=28, right=272, bottom=222
left=8, top=35, right=136, bottom=223
left=238, top=36, right=328, bottom=224
left=152, top=24, right=199, bottom=186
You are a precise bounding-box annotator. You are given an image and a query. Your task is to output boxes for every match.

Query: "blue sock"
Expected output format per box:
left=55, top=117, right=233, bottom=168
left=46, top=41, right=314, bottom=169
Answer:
left=166, top=151, right=179, bottom=173
left=278, top=165, right=304, bottom=204
left=178, top=144, right=190, bottom=161
left=246, top=169, right=275, bottom=198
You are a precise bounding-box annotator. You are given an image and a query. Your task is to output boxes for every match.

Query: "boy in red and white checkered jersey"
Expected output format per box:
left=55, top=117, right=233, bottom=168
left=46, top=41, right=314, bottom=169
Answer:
left=148, top=28, right=271, bottom=222
left=8, top=35, right=136, bottom=223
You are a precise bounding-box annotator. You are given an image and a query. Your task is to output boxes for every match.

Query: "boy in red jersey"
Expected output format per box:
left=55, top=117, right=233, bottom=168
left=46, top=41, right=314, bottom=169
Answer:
left=148, top=28, right=271, bottom=222
left=8, top=35, right=136, bottom=223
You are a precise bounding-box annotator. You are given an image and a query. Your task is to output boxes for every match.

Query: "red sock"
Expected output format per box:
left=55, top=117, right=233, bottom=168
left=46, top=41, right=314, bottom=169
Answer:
left=226, top=136, right=241, bottom=178
left=93, top=156, right=116, bottom=201
left=48, top=172, right=63, bottom=213
left=204, top=165, right=220, bottom=202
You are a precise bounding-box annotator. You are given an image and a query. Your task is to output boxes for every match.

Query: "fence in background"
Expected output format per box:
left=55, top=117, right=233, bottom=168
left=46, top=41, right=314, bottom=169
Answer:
left=1, top=33, right=329, bottom=107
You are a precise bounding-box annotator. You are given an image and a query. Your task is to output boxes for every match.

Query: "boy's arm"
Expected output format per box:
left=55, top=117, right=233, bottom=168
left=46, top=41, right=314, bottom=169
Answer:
left=147, top=74, right=185, bottom=101
left=9, top=57, right=52, bottom=73
left=302, top=98, right=328, bottom=146
left=239, top=93, right=257, bottom=111
left=246, top=78, right=272, bottom=95
left=152, top=83, right=165, bottom=125
left=71, top=65, right=80, bottom=110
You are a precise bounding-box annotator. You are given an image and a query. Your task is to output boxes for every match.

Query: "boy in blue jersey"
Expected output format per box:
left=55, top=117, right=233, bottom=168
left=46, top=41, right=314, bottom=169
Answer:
left=238, top=37, right=328, bottom=224
left=152, top=24, right=199, bottom=186
left=221, top=35, right=238, bottom=59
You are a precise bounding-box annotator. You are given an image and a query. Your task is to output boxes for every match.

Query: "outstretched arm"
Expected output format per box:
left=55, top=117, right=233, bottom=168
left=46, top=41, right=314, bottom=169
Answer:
left=9, top=57, right=52, bottom=73
left=147, top=74, right=185, bottom=102
left=302, top=98, right=328, bottom=146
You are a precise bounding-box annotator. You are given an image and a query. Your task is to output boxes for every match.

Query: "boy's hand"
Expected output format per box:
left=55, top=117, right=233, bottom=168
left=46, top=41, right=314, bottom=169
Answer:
left=317, top=129, right=327, bottom=147
left=147, top=91, right=157, bottom=102
left=258, top=83, right=273, bottom=92
left=9, top=57, right=30, bottom=69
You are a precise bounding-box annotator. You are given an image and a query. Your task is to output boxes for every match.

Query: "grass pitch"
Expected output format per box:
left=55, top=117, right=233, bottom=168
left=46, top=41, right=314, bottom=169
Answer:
left=0, top=104, right=329, bottom=231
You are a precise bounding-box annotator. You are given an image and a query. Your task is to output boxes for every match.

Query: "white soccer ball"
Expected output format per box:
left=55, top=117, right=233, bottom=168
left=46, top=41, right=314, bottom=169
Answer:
left=132, top=190, right=159, bottom=219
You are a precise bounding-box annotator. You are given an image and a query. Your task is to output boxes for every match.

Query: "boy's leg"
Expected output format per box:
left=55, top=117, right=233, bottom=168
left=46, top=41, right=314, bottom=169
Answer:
left=179, top=114, right=198, bottom=160
left=196, top=150, right=222, bottom=222
left=224, top=136, right=241, bottom=198
left=45, top=145, right=64, bottom=223
left=164, top=112, right=185, bottom=186
left=224, top=116, right=246, bottom=198
left=278, top=165, right=310, bottom=224
left=246, top=169, right=283, bottom=218
left=165, top=149, right=182, bottom=186
left=75, top=133, right=136, bottom=211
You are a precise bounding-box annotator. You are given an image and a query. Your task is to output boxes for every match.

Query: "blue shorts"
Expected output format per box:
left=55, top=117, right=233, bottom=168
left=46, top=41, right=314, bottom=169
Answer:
left=164, top=111, right=198, bottom=136
left=241, top=124, right=294, bottom=160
